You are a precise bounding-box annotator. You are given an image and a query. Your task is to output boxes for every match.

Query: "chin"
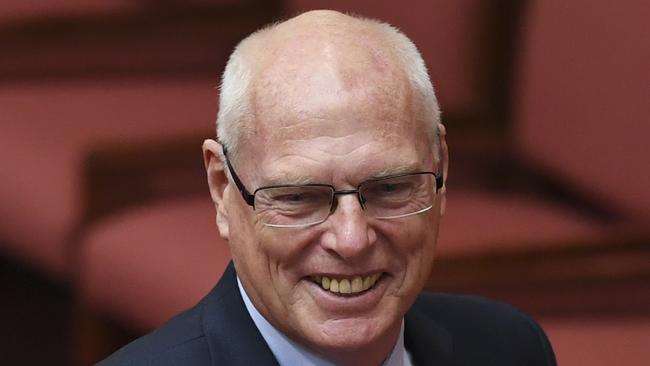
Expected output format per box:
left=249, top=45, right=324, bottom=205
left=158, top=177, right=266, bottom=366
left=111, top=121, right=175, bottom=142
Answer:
left=296, top=311, right=400, bottom=356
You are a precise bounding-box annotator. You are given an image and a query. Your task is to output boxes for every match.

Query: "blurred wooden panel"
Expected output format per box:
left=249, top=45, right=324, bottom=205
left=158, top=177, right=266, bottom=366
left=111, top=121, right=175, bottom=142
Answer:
left=0, top=1, right=281, bottom=83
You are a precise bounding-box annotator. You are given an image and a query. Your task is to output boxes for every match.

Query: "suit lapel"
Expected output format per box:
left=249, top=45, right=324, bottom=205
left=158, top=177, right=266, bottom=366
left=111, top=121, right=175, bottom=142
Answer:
left=404, top=299, right=457, bottom=366
left=201, top=262, right=279, bottom=366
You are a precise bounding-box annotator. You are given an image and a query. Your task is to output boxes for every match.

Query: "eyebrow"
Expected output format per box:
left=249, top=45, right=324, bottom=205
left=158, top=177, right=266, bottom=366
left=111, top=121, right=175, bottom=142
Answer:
left=259, top=162, right=427, bottom=188
left=371, top=163, right=423, bottom=179
left=259, top=173, right=318, bottom=187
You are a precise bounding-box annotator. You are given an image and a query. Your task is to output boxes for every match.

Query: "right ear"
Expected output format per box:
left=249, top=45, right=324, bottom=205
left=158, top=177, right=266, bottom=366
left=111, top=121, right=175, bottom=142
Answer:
left=202, top=139, right=230, bottom=239
left=437, top=123, right=449, bottom=216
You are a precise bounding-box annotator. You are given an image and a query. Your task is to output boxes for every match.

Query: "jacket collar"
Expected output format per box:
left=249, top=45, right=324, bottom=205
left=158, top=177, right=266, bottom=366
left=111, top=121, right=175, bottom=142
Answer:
left=201, top=262, right=279, bottom=366
left=404, top=300, right=456, bottom=365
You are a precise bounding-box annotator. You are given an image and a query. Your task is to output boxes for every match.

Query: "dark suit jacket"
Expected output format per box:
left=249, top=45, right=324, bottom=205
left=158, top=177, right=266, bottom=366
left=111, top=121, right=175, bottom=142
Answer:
left=98, top=263, right=556, bottom=365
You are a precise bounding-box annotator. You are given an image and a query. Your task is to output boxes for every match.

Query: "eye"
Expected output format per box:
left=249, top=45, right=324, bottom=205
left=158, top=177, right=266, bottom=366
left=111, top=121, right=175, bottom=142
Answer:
left=276, top=193, right=309, bottom=202
left=373, top=182, right=411, bottom=195
left=378, top=183, right=400, bottom=193
left=362, top=178, right=417, bottom=203
left=268, top=188, right=330, bottom=206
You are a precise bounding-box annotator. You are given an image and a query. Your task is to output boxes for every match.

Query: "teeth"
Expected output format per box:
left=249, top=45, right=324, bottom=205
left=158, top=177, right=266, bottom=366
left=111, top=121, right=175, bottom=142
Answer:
left=339, top=279, right=351, bottom=294
left=362, top=276, right=371, bottom=290
left=311, top=273, right=382, bottom=295
left=321, top=277, right=330, bottom=290
left=330, top=279, right=339, bottom=292
left=351, top=277, right=363, bottom=292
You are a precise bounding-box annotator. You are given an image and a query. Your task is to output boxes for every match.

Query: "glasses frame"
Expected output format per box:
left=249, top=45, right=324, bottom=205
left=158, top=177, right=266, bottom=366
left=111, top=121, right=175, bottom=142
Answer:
left=222, top=146, right=444, bottom=223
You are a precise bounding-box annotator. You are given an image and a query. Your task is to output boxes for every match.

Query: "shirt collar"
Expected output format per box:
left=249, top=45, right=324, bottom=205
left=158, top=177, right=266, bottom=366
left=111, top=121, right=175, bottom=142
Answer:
left=237, top=276, right=412, bottom=366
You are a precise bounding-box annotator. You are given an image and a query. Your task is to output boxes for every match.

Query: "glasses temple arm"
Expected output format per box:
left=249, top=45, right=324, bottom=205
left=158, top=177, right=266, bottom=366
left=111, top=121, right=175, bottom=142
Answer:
left=222, top=146, right=256, bottom=206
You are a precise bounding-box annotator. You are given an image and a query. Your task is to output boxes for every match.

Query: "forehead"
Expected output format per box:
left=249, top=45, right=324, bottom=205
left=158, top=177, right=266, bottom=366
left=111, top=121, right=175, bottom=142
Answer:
left=243, top=34, right=428, bottom=159
left=246, top=75, right=429, bottom=180
left=244, top=99, right=432, bottom=187
left=259, top=133, right=429, bottom=186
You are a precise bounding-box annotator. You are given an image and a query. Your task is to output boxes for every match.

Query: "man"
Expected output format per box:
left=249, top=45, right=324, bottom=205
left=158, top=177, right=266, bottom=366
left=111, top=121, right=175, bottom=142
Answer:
left=99, top=10, right=556, bottom=366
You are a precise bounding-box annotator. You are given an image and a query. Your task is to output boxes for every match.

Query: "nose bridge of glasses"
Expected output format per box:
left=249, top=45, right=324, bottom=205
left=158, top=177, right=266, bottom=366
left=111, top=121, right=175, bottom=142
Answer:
left=330, top=188, right=365, bottom=213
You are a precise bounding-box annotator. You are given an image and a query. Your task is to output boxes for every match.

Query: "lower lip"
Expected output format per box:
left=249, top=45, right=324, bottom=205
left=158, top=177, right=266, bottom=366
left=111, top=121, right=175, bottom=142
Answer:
left=303, top=274, right=388, bottom=313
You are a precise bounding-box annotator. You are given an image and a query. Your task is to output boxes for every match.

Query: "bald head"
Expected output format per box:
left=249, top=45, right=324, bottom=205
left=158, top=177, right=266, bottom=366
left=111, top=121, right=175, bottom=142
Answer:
left=216, top=10, right=440, bottom=161
left=248, top=10, right=403, bottom=75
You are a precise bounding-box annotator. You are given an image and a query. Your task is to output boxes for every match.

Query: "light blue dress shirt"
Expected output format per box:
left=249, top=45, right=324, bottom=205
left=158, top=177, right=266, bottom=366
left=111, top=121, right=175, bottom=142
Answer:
left=237, top=277, right=412, bottom=366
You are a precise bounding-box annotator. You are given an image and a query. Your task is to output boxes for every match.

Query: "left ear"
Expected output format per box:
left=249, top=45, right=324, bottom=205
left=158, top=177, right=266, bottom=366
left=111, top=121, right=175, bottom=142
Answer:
left=437, top=122, right=448, bottom=215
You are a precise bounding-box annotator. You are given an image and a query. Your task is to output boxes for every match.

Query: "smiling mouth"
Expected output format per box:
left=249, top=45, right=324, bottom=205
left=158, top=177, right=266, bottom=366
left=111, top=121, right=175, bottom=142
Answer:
left=309, top=273, right=383, bottom=296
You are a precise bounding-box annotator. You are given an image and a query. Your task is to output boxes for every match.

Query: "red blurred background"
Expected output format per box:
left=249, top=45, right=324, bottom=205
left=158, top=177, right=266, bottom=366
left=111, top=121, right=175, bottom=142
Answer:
left=0, top=1, right=648, bottom=365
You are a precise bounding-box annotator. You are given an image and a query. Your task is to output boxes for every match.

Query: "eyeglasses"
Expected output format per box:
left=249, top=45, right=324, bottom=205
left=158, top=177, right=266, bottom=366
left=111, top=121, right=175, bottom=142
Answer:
left=222, top=147, right=443, bottom=228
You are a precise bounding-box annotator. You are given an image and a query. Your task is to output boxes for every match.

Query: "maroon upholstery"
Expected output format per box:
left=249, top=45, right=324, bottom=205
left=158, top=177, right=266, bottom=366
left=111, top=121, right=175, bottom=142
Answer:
left=437, top=190, right=603, bottom=257
left=539, top=317, right=650, bottom=366
left=79, top=197, right=230, bottom=331
left=0, top=1, right=133, bottom=22
left=514, top=0, right=650, bottom=220
left=0, top=80, right=215, bottom=278
left=0, top=0, right=244, bottom=22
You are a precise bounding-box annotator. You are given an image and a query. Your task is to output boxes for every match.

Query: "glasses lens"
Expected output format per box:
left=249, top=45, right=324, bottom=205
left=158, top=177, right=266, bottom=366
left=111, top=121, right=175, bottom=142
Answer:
left=254, top=185, right=333, bottom=227
left=360, top=173, right=435, bottom=219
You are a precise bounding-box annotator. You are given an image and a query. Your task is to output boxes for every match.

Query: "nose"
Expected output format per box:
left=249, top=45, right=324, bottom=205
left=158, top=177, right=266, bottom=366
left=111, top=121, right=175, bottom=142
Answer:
left=321, top=194, right=377, bottom=260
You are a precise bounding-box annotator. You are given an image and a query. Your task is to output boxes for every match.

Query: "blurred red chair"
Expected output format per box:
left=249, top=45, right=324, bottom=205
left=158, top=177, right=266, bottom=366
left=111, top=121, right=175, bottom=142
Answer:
left=0, top=80, right=215, bottom=280
left=514, top=0, right=650, bottom=223
left=539, top=317, right=650, bottom=366
left=494, top=0, right=650, bottom=366
left=431, top=0, right=650, bottom=286
left=78, top=197, right=230, bottom=331
left=509, top=0, right=649, bottom=364
left=0, top=0, right=280, bottom=282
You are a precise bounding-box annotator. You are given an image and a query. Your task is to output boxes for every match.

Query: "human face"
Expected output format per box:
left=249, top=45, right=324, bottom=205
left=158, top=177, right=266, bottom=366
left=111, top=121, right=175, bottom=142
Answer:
left=208, top=87, right=445, bottom=365
left=205, top=17, right=446, bottom=362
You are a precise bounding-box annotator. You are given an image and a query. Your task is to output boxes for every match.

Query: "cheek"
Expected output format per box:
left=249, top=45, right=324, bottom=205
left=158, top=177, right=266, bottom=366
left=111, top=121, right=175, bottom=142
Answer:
left=227, top=197, right=280, bottom=261
left=225, top=197, right=275, bottom=283
left=229, top=200, right=318, bottom=278
left=407, top=221, right=439, bottom=287
left=257, top=228, right=320, bottom=269
left=381, top=216, right=437, bottom=255
left=379, top=216, right=439, bottom=287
